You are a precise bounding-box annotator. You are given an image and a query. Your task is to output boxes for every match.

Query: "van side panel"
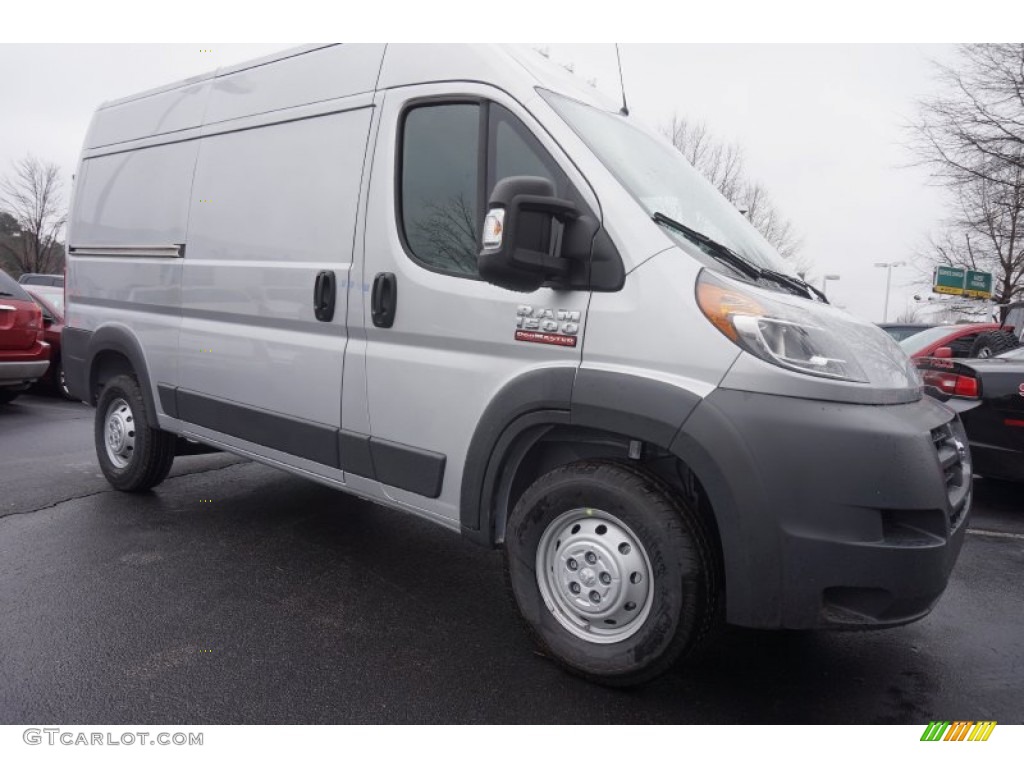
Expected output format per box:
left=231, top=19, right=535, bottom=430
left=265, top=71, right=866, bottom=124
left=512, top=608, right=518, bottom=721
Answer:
left=177, top=103, right=373, bottom=430
left=67, top=139, right=199, bottom=402
left=71, top=141, right=198, bottom=245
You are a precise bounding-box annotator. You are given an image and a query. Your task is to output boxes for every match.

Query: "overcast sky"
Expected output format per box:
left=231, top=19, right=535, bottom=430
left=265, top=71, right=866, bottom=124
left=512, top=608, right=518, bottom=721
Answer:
left=0, top=43, right=958, bottom=321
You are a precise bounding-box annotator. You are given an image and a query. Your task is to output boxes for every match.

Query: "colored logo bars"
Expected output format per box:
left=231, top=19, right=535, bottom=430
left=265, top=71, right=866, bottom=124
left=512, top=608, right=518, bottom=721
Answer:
left=920, top=721, right=997, bottom=742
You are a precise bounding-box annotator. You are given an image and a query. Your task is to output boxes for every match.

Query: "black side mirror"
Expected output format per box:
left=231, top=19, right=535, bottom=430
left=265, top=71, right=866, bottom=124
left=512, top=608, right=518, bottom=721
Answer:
left=478, top=176, right=579, bottom=293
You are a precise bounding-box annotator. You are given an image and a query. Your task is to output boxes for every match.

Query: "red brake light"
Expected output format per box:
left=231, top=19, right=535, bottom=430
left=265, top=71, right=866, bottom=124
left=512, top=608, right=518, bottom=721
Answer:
left=29, top=304, right=45, bottom=343
left=953, top=376, right=978, bottom=398
left=921, top=369, right=979, bottom=398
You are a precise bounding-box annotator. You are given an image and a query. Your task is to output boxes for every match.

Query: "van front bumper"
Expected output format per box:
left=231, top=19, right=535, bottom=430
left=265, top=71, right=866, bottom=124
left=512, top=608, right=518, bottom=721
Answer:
left=671, top=389, right=970, bottom=630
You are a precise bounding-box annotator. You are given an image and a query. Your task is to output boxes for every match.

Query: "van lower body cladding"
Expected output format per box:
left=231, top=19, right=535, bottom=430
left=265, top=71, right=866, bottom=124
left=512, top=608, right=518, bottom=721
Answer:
left=673, top=389, right=970, bottom=630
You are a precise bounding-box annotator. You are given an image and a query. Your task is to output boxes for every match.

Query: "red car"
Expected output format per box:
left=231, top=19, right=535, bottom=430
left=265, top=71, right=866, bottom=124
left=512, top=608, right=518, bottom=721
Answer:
left=25, top=284, right=74, bottom=399
left=898, top=323, right=1002, bottom=360
left=0, top=269, right=51, bottom=405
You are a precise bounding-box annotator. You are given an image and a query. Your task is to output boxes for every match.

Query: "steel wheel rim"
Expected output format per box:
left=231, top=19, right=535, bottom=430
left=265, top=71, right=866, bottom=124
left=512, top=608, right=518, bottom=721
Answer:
left=104, top=397, right=136, bottom=469
left=536, top=508, right=654, bottom=644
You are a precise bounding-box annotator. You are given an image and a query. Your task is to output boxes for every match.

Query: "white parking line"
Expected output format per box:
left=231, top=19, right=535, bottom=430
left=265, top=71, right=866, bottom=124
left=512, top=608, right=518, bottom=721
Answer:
left=968, top=528, right=1024, bottom=540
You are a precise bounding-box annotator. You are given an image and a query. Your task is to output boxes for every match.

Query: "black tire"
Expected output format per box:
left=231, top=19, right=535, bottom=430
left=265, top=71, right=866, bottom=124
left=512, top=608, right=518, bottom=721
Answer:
left=504, top=460, right=721, bottom=687
left=94, top=374, right=176, bottom=492
left=969, top=330, right=1019, bottom=359
left=0, top=390, right=20, bottom=405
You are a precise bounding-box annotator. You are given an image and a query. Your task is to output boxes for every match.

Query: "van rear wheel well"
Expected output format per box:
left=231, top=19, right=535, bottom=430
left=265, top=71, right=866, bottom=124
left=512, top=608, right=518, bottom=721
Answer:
left=89, top=350, right=136, bottom=405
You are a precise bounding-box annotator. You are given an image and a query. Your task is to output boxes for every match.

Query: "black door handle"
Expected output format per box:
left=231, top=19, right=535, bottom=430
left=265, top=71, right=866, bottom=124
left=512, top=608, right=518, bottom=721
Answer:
left=314, top=270, right=336, bottom=322
left=371, top=272, right=397, bottom=328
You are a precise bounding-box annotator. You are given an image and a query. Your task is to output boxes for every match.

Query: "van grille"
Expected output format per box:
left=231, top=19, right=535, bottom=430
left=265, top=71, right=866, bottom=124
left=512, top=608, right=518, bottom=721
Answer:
left=931, top=421, right=970, bottom=530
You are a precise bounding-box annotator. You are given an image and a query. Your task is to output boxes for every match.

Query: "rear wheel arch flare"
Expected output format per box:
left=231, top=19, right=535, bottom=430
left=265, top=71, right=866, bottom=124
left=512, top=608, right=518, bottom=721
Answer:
left=86, top=326, right=158, bottom=422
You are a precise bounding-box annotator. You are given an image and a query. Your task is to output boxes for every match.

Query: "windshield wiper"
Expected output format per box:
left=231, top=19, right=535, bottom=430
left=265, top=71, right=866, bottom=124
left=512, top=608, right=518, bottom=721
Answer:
left=652, top=212, right=825, bottom=302
left=759, top=267, right=827, bottom=302
left=652, top=212, right=760, bottom=280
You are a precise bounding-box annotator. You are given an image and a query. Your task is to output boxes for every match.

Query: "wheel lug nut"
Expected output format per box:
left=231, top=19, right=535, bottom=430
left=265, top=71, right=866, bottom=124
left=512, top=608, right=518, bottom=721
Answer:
left=569, top=582, right=581, bottom=594
left=599, top=572, right=611, bottom=585
left=566, top=558, right=578, bottom=571
left=585, top=552, right=597, bottom=565
left=589, top=591, right=601, bottom=603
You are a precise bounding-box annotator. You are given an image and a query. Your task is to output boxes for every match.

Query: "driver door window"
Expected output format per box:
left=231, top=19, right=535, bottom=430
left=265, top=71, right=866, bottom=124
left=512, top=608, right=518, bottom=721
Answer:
left=399, top=100, right=573, bottom=279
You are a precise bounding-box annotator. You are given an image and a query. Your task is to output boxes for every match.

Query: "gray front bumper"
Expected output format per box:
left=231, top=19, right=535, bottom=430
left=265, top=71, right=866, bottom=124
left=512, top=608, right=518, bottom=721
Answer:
left=671, top=389, right=970, bottom=630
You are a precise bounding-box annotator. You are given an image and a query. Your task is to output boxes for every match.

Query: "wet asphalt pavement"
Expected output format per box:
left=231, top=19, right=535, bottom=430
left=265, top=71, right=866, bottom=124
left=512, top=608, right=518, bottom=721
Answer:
left=1, top=394, right=1022, bottom=724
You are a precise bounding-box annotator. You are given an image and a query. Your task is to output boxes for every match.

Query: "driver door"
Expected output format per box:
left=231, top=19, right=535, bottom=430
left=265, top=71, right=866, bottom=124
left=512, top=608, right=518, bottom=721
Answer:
left=353, top=84, right=597, bottom=524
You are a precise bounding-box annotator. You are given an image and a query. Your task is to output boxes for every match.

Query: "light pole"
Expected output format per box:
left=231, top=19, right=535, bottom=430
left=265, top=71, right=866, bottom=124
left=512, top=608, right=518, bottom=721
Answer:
left=874, top=261, right=906, bottom=322
left=820, top=274, right=840, bottom=296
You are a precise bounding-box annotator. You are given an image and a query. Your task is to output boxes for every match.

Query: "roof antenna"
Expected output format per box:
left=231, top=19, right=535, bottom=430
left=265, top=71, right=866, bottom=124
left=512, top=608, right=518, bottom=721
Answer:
left=615, top=44, right=629, bottom=116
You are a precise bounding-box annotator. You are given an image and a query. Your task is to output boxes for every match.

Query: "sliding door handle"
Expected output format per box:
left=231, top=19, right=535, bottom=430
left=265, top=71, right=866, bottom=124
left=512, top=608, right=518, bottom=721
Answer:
left=371, top=272, right=397, bottom=328
left=313, top=270, right=336, bottom=322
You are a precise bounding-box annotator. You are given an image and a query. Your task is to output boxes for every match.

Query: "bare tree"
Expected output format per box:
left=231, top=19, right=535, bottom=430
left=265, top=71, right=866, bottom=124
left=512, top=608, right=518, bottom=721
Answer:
left=0, top=156, right=67, bottom=275
left=743, top=182, right=806, bottom=267
left=410, top=194, right=480, bottom=275
left=894, top=305, right=924, bottom=323
left=664, top=115, right=807, bottom=272
left=666, top=116, right=746, bottom=201
left=912, top=44, right=1024, bottom=188
left=911, top=45, right=1024, bottom=307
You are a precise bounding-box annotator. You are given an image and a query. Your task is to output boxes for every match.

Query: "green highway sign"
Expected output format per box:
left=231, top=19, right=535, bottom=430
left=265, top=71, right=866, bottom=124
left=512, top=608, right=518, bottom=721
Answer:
left=932, top=266, right=993, bottom=299
left=933, top=266, right=965, bottom=295
left=964, top=269, right=993, bottom=299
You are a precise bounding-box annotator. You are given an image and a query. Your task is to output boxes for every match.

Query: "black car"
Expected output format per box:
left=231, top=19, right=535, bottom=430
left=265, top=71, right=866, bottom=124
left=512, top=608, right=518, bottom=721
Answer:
left=918, top=348, right=1024, bottom=482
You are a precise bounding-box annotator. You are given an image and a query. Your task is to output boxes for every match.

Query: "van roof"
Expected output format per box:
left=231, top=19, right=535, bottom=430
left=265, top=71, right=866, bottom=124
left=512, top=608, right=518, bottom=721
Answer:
left=86, top=44, right=618, bottom=152
left=99, top=44, right=615, bottom=111
left=98, top=44, right=332, bottom=110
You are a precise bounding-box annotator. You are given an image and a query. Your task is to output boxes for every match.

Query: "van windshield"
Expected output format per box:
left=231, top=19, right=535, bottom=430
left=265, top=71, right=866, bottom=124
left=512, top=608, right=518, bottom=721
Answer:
left=540, top=90, right=795, bottom=278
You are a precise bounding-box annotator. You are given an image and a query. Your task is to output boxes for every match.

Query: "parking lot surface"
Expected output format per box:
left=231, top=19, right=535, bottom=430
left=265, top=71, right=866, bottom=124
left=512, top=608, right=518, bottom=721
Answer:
left=1, top=395, right=1022, bottom=724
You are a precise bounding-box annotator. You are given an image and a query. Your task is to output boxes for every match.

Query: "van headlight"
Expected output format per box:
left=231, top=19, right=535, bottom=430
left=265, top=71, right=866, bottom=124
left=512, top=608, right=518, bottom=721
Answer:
left=696, top=270, right=869, bottom=383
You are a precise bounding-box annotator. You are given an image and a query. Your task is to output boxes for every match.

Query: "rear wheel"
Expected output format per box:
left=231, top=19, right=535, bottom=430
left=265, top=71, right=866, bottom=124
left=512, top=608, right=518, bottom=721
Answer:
left=969, top=330, right=1019, bottom=358
left=94, top=374, right=176, bottom=492
left=504, top=460, right=720, bottom=687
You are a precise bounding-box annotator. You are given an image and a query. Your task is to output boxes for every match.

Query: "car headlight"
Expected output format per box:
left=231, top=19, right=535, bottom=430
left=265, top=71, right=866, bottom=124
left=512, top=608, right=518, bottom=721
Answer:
left=696, top=270, right=869, bottom=383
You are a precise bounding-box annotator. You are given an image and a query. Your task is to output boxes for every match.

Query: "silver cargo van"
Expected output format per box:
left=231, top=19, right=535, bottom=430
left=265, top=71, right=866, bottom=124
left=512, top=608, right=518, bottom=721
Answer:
left=64, top=44, right=971, bottom=685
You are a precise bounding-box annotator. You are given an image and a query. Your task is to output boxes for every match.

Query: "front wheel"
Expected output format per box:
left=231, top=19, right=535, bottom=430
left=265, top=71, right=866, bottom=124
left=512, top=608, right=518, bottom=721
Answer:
left=504, top=460, right=720, bottom=687
left=94, top=374, right=176, bottom=492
